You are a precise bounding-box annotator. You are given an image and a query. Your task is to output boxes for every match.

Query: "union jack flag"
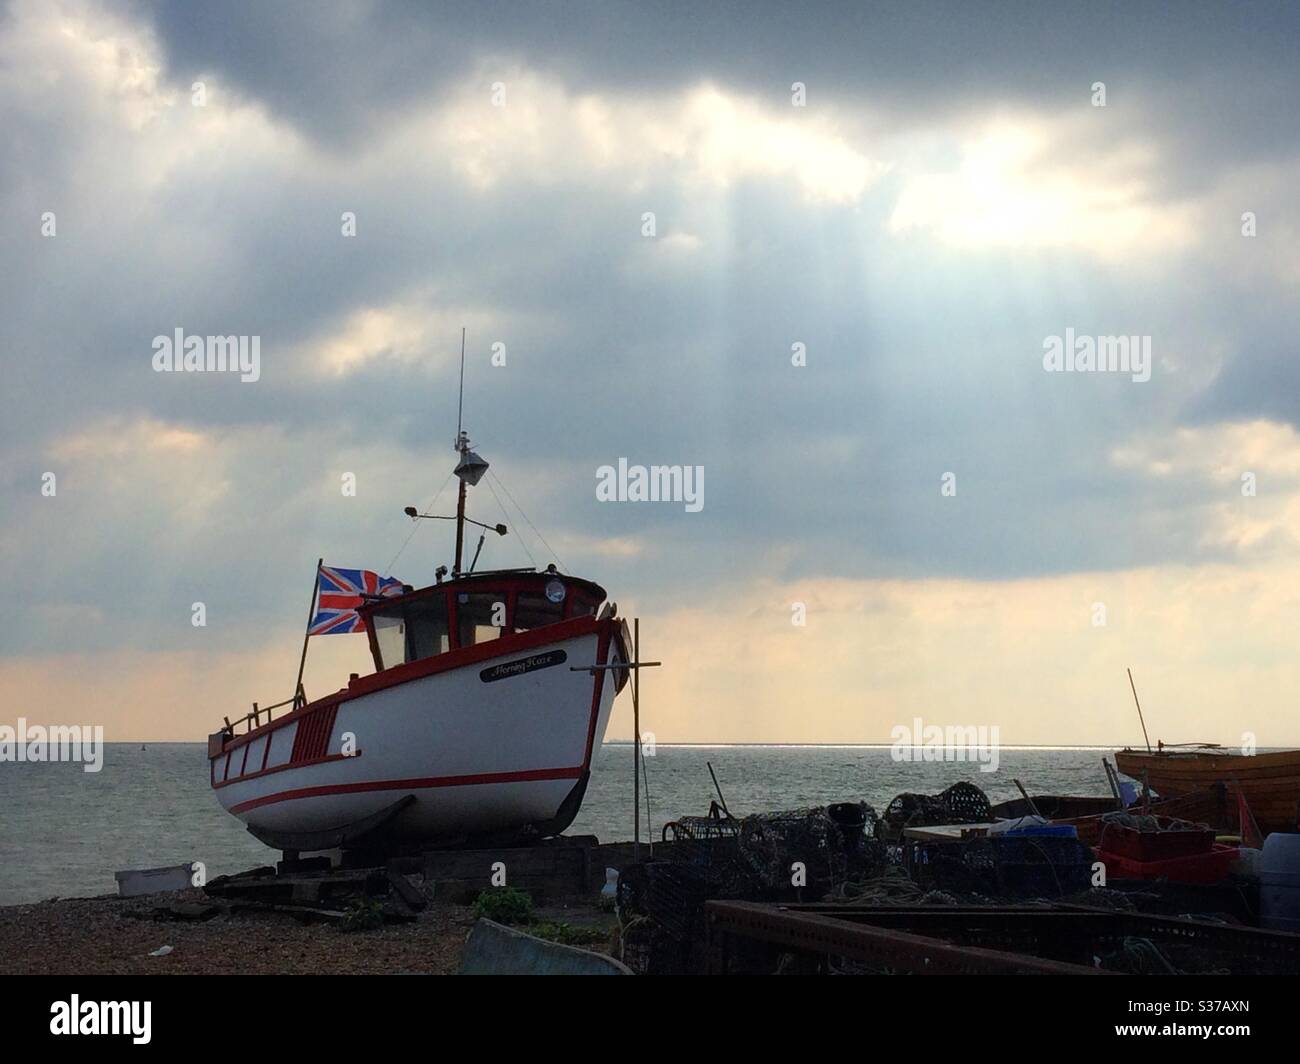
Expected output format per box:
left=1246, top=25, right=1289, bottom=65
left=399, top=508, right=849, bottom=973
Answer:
left=309, top=565, right=405, bottom=635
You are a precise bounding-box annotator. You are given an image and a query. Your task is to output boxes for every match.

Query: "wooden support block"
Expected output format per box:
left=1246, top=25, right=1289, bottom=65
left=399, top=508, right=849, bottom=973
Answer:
left=387, top=869, right=427, bottom=911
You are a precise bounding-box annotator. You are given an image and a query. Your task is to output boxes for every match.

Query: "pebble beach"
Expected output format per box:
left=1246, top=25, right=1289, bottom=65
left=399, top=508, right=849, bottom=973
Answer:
left=0, top=888, right=616, bottom=976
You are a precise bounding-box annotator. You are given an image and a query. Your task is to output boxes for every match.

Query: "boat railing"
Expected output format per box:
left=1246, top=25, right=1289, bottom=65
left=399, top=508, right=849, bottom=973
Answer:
left=221, top=685, right=307, bottom=738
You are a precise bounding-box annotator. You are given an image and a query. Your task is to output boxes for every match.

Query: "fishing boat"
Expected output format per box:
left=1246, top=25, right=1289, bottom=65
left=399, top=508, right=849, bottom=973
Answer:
left=989, top=795, right=1118, bottom=822
left=990, top=788, right=1230, bottom=845
left=207, top=387, right=630, bottom=852
left=1114, top=745, right=1300, bottom=835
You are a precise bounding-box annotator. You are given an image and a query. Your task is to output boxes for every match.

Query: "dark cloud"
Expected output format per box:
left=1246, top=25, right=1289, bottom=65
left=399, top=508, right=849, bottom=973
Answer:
left=136, top=0, right=1300, bottom=164
left=3, top=0, right=1300, bottom=657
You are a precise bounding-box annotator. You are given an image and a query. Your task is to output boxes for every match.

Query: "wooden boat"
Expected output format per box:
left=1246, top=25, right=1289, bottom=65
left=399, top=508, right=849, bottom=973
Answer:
left=1114, top=746, right=1300, bottom=835
left=991, top=788, right=1229, bottom=845
left=990, top=795, right=1118, bottom=821
left=208, top=402, right=631, bottom=853
left=209, top=571, right=629, bottom=852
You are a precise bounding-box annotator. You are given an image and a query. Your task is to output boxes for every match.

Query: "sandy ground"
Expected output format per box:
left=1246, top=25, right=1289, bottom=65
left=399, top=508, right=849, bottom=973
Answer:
left=0, top=889, right=616, bottom=975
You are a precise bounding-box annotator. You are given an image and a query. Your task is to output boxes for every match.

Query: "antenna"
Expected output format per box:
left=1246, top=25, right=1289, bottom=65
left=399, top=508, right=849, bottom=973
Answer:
left=443, top=328, right=494, bottom=575
left=449, top=327, right=491, bottom=576
left=456, top=326, right=466, bottom=442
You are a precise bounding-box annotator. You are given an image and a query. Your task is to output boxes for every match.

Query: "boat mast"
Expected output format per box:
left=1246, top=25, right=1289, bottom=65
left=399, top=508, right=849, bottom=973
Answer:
left=1127, top=667, right=1153, bottom=753
left=448, top=328, right=492, bottom=575
left=403, top=330, right=499, bottom=578
left=453, top=445, right=468, bottom=575
left=454, top=327, right=467, bottom=576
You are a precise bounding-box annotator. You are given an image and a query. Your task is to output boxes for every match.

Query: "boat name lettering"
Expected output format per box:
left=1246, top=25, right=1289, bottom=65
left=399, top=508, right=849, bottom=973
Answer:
left=480, top=650, right=568, bottom=683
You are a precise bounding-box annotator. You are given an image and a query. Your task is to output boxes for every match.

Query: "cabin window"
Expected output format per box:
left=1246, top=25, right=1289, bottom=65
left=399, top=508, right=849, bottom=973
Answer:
left=569, top=593, right=599, bottom=618
left=455, top=592, right=507, bottom=647
left=402, top=595, right=450, bottom=662
left=514, top=592, right=564, bottom=632
left=373, top=613, right=406, bottom=670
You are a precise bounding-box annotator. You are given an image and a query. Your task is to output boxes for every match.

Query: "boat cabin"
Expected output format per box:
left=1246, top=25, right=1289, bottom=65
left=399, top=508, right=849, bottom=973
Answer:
left=358, top=569, right=609, bottom=673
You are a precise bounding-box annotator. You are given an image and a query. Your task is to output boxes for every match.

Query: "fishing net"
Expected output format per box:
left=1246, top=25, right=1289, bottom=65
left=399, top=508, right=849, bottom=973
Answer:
left=619, top=912, right=692, bottom=976
left=877, top=781, right=992, bottom=842
left=619, top=802, right=884, bottom=973
left=616, top=859, right=713, bottom=940
left=737, top=807, right=850, bottom=892
left=660, top=808, right=748, bottom=896
left=942, top=782, right=994, bottom=823
left=1100, top=811, right=1203, bottom=833
left=664, top=815, right=740, bottom=841
left=919, top=835, right=1095, bottom=898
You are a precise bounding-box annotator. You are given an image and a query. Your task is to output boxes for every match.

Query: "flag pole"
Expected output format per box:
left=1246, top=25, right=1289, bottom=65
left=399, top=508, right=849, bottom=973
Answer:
left=633, top=617, right=640, bottom=862
left=294, top=558, right=323, bottom=708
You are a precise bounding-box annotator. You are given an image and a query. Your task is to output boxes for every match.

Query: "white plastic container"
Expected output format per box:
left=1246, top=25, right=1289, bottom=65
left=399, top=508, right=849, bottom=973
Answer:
left=1259, top=833, right=1300, bottom=932
left=1233, top=846, right=1262, bottom=878
left=114, top=862, right=195, bottom=898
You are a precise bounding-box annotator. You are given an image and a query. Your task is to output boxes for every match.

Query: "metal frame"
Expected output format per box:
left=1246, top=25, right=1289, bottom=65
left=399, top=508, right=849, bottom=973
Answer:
left=705, top=901, right=1108, bottom=975
left=704, top=900, right=1300, bottom=975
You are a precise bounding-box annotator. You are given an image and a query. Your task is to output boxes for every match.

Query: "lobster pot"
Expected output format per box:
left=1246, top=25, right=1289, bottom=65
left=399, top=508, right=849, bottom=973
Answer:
left=1260, top=833, right=1300, bottom=932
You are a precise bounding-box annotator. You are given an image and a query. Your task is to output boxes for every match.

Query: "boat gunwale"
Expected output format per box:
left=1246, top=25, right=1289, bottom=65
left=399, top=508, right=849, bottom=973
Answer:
left=210, top=614, right=614, bottom=759
left=1116, top=747, right=1300, bottom=771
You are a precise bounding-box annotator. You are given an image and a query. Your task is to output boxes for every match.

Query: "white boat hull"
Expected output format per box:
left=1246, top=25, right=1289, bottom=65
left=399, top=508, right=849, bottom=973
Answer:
left=210, top=619, right=624, bottom=849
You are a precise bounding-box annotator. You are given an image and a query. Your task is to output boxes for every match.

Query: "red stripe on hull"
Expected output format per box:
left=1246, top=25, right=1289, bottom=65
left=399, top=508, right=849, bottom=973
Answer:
left=213, top=750, right=363, bottom=790
left=214, top=615, right=609, bottom=759
left=228, top=766, right=583, bottom=815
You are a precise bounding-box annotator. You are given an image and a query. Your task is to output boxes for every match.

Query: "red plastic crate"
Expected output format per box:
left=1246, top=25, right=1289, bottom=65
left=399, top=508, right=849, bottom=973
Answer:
left=1099, top=818, right=1216, bottom=862
left=1098, top=843, right=1240, bottom=885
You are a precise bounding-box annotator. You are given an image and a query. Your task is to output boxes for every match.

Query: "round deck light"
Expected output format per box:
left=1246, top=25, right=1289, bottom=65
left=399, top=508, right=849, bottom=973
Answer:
left=545, top=579, right=566, bottom=604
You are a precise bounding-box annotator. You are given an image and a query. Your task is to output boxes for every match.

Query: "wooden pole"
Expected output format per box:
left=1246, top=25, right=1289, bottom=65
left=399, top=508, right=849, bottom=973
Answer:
left=1127, top=667, right=1152, bottom=753
left=707, top=761, right=731, bottom=818
left=567, top=641, right=661, bottom=860
left=1012, top=779, right=1042, bottom=819
left=633, top=617, right=641, bottom=862
left=1102, top=757, right=1123, bottom=808
left=294, top=558, right=323, bottom=707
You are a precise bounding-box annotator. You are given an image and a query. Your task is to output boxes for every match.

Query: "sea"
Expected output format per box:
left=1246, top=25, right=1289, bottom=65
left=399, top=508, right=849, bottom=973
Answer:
left=0, top=743, right=1123, bottom=905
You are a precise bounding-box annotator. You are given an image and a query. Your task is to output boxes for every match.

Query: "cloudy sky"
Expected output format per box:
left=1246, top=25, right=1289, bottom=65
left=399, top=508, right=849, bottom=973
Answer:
left=4, top=0, right=1300, bottom=744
